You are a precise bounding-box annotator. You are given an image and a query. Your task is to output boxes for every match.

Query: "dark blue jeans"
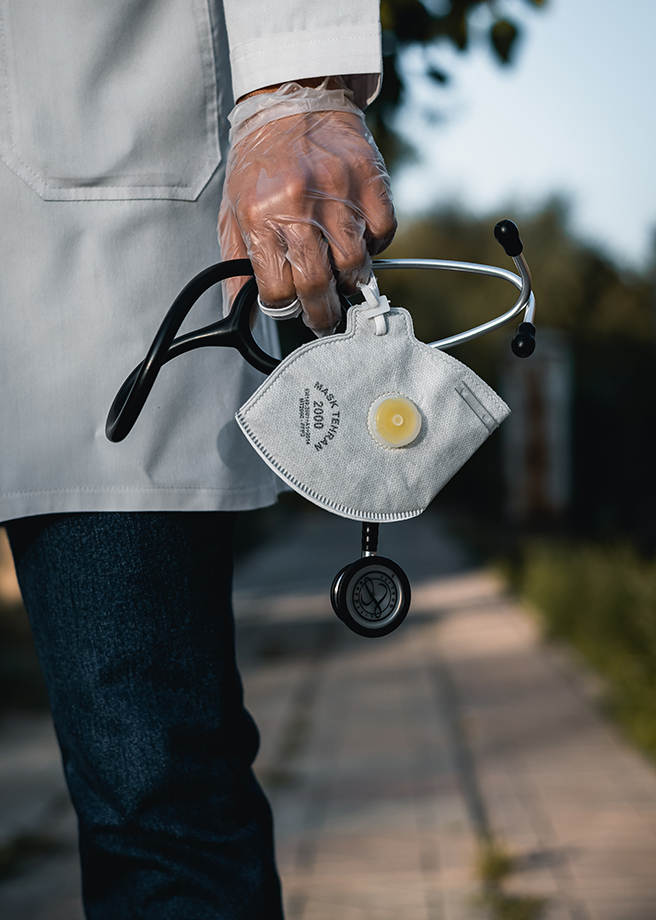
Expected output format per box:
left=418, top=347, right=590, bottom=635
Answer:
left=6, top=512, right=284, bottom=920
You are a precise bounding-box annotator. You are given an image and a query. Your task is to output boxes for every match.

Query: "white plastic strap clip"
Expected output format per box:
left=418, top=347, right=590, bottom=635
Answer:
left=357, top=275, right=390, bottom=336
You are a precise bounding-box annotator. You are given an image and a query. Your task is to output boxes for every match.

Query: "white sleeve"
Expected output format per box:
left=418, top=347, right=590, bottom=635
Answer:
left=222, top=0, right=382, bottom=107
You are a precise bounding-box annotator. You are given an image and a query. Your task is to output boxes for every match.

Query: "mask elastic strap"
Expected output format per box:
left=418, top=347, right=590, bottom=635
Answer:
left=357, top=275, right=390, bottom=336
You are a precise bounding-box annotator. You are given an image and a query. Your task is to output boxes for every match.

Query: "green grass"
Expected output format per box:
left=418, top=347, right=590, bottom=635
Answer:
left=477, top=892, right=545, bottom=920
left=509, top=541, right=656, bottom=757
left=476, top=838, right=514, bottom=885
left=474, top=839, right=545, bottom=920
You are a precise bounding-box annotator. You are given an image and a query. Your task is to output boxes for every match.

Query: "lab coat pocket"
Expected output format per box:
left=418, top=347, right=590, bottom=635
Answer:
left=0, top=0, right=220, bottom=200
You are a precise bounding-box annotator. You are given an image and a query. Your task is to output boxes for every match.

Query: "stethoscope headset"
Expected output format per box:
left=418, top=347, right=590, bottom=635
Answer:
left=107, top=219, right=535, bottom=638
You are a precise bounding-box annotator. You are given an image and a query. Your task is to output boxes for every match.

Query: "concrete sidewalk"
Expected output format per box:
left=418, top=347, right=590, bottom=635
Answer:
left=233, top=510, right=656, bottom=920
left=1, top=510, right=656, bottom=919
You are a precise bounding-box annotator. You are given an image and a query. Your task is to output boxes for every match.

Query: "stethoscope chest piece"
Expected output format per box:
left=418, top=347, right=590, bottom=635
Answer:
left=330, top=521, right=411, bottom=638
left=331, top=554, right=411, bottom=638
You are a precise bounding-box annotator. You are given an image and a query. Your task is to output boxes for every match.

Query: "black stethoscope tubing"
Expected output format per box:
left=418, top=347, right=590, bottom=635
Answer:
left=106, top=259, right=275, bottom=443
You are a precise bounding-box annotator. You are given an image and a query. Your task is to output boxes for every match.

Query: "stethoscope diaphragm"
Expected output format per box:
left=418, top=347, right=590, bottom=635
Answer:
left=331, top=553, right=411, bottom=638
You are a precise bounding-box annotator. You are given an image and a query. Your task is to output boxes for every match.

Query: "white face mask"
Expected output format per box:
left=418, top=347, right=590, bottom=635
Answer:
left=236, top=295, right=510, bottom=523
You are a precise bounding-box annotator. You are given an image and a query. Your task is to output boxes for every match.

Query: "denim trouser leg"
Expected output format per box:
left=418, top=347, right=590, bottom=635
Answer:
left=6, top=511, right=284, bottom=920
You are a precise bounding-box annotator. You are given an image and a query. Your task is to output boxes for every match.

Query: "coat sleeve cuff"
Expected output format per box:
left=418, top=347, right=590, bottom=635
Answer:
left=229, top=25, right=382, bottom=108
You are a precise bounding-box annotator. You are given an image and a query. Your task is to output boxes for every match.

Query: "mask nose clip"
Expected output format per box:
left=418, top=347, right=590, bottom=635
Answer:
left=330, top=523, right=411, bottom=638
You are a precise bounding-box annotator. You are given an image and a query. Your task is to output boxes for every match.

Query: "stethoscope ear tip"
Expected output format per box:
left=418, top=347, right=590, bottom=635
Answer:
left=511, top=321, right=536, bottom=358
left=495, top=218, right=523, bottom=257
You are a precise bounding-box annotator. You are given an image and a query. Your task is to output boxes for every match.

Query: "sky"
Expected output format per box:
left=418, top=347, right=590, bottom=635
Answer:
left=393, top=0, right=656, bottom=270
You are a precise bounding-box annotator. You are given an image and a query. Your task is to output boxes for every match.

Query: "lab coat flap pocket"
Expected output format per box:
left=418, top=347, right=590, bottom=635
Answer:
left=0, top=0, right=221, bottom=200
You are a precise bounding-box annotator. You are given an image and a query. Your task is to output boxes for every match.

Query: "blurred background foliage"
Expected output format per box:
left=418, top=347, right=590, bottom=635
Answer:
left=380, top=201, right=656, bottom=544
left=506, top=541, right=656, bottom=758
left=275, top=188, right=656, bottom=766
left=382, top=202, right=656, bottom=758
left=367, top=0, right=547, bottom=166
left=362, top=0, right=656, bottom=761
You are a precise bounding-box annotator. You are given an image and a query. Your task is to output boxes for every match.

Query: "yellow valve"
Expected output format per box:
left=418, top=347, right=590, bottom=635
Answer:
left=368, top=394, right=422, bottom=448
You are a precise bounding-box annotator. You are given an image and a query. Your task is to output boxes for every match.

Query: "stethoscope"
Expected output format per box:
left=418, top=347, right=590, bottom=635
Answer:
left=107, top=219, right=535, bottom=637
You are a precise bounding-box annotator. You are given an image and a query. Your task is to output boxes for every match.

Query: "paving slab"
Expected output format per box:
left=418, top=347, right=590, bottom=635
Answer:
left=234, top=510, right=656, bottom=920
left=2, top=508, right=656, bottom=919
left=0, top=715, right=83, bottom=920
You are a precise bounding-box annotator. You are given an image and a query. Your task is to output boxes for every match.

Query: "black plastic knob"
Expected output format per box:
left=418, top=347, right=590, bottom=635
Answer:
left=511, top=321, right=536, bottom=357
left=494, top=219, right=523, bottom=257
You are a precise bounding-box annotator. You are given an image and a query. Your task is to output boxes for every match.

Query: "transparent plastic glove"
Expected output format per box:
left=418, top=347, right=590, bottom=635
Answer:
left=218, top=81, right=397, bottom=336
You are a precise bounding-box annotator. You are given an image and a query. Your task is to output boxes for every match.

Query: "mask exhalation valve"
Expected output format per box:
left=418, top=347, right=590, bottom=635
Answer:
left=368, top=394, right=422, bottom=448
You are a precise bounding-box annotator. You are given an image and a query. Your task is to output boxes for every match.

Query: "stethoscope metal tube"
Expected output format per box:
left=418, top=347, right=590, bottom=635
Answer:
left=373, top=251, right=534, bottom=349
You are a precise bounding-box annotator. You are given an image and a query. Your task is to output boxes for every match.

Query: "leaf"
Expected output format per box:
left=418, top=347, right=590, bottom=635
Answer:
left=427, top=66, right=449, bottom=85
left=490, top=19, right=520, bottom=63
left=384, top=0, right=435, bottom=43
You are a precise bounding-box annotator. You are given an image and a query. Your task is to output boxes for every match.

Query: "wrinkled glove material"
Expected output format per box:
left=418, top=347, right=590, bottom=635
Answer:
left=219, top=81, right=396, bottom=336
left=227, top=79, right=366, bottom=147
left=236, top=304, right=511, bottom=522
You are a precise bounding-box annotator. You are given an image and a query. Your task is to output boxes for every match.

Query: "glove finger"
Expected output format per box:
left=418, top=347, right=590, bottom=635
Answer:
left=320, top=114, right=396, bottom=256
left=221, top=197, right=302, bottom=319
left=247, top=228, right=298, bottom=310
left=361, top=185, right=397, bottom=256
left=319, top=207, right=372, bottom=294
left=352, top=163, right=397, bottom=256
left=285, top=222, right=342, bottom=335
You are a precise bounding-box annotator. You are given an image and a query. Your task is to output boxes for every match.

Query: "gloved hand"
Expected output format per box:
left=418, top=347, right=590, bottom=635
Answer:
left=218, top=80, right=396, bottom=336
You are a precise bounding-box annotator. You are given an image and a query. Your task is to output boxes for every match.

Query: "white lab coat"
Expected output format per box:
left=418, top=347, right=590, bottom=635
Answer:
left=0, top=0, right=381, bottom=523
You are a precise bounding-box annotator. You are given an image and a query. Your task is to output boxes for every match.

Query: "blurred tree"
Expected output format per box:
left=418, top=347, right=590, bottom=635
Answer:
left=379, top=203, right=656, bottom=543
left=368, top=0, right=547, bottom=165
left=383, top=200, right=654, bottom=365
